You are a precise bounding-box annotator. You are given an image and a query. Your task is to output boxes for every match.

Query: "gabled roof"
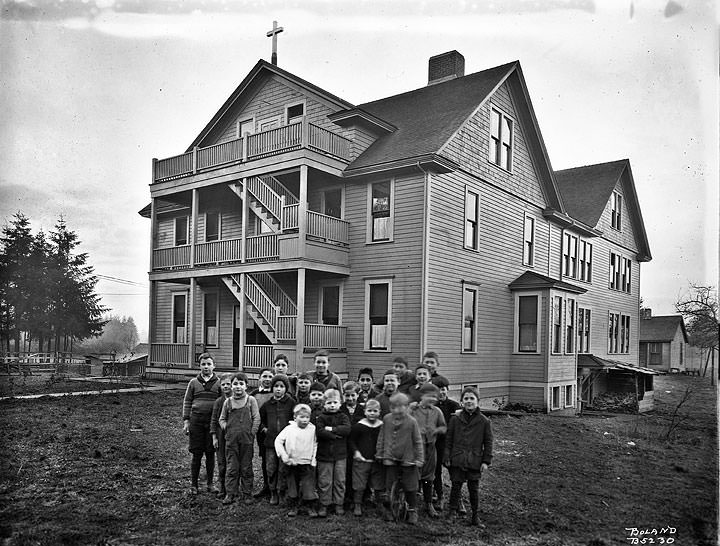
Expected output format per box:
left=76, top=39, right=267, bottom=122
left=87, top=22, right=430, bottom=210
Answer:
left=345, top=62, right=515, bottom=171
left=639, top=315, right=689, bottom=343
left=187, top=59, right=354, bottom=151
left=554, top=159, right=652, bottom=261
left=508, top=271, right=587, bottom=294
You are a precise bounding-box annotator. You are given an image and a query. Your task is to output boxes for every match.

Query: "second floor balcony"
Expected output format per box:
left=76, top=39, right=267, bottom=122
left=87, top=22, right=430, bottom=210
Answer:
left=153, top=119, right=352, bottom=184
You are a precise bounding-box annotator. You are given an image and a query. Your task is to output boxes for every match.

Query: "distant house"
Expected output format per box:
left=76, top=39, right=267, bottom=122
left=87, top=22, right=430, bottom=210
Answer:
left=639, top=312, right=689, bottom=373
left=139, top=51, right=654, bottom=413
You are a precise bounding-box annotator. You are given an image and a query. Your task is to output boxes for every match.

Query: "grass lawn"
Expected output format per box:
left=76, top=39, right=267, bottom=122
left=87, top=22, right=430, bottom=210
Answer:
left=0, top=374, right=716, bottom=546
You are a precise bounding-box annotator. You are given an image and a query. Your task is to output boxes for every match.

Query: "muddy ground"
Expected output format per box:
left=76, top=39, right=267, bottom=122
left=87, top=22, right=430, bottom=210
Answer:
left=0, top=374, right=716, bottom=546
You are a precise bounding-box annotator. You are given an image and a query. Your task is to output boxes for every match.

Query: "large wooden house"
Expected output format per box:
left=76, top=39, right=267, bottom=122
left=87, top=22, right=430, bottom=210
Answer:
left=140, top=51, right=654, bottom=413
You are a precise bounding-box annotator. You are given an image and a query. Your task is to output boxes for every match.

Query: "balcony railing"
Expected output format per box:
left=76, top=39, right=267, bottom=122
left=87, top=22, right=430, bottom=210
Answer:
left=307, top=211, right=349, bottom=245
left=246, top=234, right=279, bottom=261
left=194, top=238, right=243, bottom=265
left=243, top=345, right=274, bottom=370
left=150, top=343, right=205, bottom=365
left=304, top=324, right=347, bottom=350
left=153, top=120, right=352, bottom=183
left=152, top=245, right=191, bottom=269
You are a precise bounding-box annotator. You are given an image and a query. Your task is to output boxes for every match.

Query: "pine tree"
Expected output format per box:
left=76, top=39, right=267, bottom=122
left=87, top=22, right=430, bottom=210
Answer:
left=0, top=213, right=34, bottom=353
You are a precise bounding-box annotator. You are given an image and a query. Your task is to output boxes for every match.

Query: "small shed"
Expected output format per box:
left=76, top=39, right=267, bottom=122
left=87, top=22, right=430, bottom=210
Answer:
left=639, top=314, right=689, bottom=373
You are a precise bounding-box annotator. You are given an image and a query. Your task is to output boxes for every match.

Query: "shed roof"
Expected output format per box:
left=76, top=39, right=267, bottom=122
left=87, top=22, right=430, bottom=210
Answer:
left=578, top=354, right=659, bottom=375
left=508, top=270, right=587, bottom=294
left=639, top=315, right=689, bottom=343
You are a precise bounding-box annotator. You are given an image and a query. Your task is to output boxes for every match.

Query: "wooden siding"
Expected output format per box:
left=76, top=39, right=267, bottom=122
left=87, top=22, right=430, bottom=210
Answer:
left=152, top=281, right=188, bottom=344
left=441, top=82, right=548, bottom=207
left=156, top=212, right=189, bottom=249
left=343, top=174, right=426, bottom=375
left=508, top=385, right=545, bottom=408
left=214, top=76, right=341, bottom=145
left=425, top=169, right=551, bottom=389
left=509, top=292, right=549, bottom=383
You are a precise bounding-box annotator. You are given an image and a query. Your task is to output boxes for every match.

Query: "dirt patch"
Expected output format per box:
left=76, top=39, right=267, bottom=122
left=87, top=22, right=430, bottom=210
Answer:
left=0, top=375, right=716, bottom=546
left=0, top=374, right=142, bottom=397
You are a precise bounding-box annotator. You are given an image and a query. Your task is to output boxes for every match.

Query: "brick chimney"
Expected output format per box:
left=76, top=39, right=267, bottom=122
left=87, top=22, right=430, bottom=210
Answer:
left=640, top=308, right=652, bottom=320
left=428, top=51, right=465, bottom=85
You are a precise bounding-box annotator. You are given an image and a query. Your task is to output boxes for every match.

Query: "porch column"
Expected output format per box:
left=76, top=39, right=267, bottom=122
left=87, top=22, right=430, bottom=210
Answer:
left=295, top=268, right=306, bottom=371
left=190, top=188, right=198, bottom=267
left=298, top=165, right=308, bottom=256
left=188, top=277, right=197, bottom=368
left=241, top=177, right=247, bottom=263
left=238, top=272, right=246, bottom=370
left=149, top=197, right=156, bottom=271
left=147, top=280, right=154, bottom=364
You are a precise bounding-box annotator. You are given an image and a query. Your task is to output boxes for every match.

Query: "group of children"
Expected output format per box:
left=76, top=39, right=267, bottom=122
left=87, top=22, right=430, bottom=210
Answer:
left=182, top=350, right=494, bottom=526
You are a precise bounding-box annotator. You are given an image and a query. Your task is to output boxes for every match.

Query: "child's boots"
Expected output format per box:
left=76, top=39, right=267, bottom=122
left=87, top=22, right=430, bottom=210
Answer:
left=406, top=508, right=418, bottom=525
left=306, top=501, right=319, bottom=518
left=269, top=490, right=279, bottom=505
left=286, top=497, right=298, bottom=518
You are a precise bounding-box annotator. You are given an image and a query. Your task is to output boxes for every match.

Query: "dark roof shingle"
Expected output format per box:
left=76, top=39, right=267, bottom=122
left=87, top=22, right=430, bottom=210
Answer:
left=346, top=62, right=516, bottom=171
left=639, top=315, right=688, bottom=342
left=554, top=160, right=627, bottom=227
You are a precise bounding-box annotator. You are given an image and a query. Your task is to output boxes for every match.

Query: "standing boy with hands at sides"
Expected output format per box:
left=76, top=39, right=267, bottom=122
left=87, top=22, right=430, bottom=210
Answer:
left=434, top=379, right=460, bottom=510
left=348, top=398, right=384, bottom=517
left=210, top=373, right=233, bottom=499
left=375, top=393, right=424, bottom=525
left=182, top=353, right=221, bottom=495
left=219, top=372, right=260, bottom=505
left=315, top=389, right=352, bottom=517
left=444, top=386, right=493, bottom=527
left=250, top=368, right=275, bottom=499
left=274, top=404, right=319, bottom=518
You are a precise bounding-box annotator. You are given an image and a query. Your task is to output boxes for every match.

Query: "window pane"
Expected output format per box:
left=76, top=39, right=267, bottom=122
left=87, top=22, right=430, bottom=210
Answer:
left=175, top=217, right=188, bottom=246
left=204, top=293, right=218, bottom=346
left=373, top=217, right=389, bottom=241
left=324, top=189, right=342, bottom=219
left=372, top=182, right=390, bottom=212
left=322, top=286, right=340, bottom=325
left=369, top=284, right=388, bottom=322
left=490, top=109, right=501, bottom=138
left=371, top=182, right=391, bottom=241
left=463, top=288, right=476, bottom=351
left=173, top=294, right=186, bottom=344
left=287, top=103, right=304, bottom=123
left=206, top=212, right=219, bottom=242
left=239, top=119, right=254, bottom=136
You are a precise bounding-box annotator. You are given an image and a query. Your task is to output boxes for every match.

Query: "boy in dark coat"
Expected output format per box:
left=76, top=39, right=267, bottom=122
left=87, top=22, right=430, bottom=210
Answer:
left=444, top=386, right=493, bottom=526
left=434, top=379, right=460, bottom=508
left=315, top=388, right=351, bottom=517
left=259, top=373, right=296, bottom=505
left=182, top=353, right=222, bottom=495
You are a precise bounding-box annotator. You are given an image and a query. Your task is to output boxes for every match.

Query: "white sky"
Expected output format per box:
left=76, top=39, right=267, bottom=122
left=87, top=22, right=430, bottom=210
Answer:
left=1, top=0, right=717, bottom=342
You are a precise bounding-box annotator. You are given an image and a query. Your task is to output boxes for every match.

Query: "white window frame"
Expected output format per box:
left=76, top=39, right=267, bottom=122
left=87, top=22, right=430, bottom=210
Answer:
left=578, top=307, right=591, bottom=354
left=464, top=187, right=480, bottom=251
left=550, top=385, right=561, bottom=410
left=551, top=294, right=564, bottom=355
left=608, top=311, right=631, bottom=354
left=320, top=186, right=345, bottom=219
left=609, top=252, right=631, bottom=293
left=257, top=115, right=282, bottom=132
left=285, top=100, right=306, bottom=125
left=579, top=240, right=593, bottom=282
left=513, top=291, right=541, bottom=354
left=366, top=179, right=394, bottom=244
left=174, top=216, right=189, bottom=247
left=562, top=232, right=578, bottom=278
left=565, top=297, right=575, bottom=354
left=522, top=213, right=535, bottom=266
left=204, top=211, right=221, bottom=242
left=318, top=280, right=344, bottom=325
left=611, top=190, right=623, bottom=231
left=236, top=116, right=256, bottom=138
left=564, top=384, right=575, bottom=408
left=488, top=105, right=514, bottom=172
left=171, top=291, right=188, bottom=344
left=364, top=278, right=393, bottom=352
left=461, top=283, right=479, bottom=353
left=202, top=290, right=219, bottom=347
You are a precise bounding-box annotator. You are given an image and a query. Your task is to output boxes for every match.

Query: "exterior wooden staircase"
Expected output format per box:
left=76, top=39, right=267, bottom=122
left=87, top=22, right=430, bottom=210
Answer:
left=228, top=175, right=299, bottom=233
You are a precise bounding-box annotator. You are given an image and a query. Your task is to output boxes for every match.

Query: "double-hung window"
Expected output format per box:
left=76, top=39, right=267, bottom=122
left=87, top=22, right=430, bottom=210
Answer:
left=551, top=296, right=563, bottom=354
left=369, top=181, right=393, bottom=242
left=579, top=240, right=593, bottom=282
left=174, top=216, right=189, bottom=246
left=578, top=307, right=591, bottom=353
left=464, top=189, right=479, bottom=250
left=205, top=212, right=220, bottom=242
left=562, top=233, right=578, bottom=278
left=489, top=107, right=513, bottom=171
left=286, top=101, right=305, bottom=124
left=610, top=252, right=631, bottom=293
left=462, top=284, right=478, bottom=352
left=365, top=279, right=392, bottom=351
left=608, top=312, right=630, bottom=354
left=565, top=298, right=575, bottom=354
left=172, top=293, right=187, bottom=344
left=203, top=292, right=218, bottom=347
left=611, top=191, right=623, bottom=230
left=523, top=215, right=535, bottom=266
left=515, top=293, right=539, bottom=353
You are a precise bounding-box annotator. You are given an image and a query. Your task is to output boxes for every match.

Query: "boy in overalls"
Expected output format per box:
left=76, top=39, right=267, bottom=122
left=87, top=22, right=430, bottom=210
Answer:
left=219, top=372, right=260, bottom=505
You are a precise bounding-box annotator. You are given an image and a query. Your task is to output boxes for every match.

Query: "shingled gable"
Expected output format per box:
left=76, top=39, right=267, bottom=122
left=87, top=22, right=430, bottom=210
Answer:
left=639, top=315, right=689, bottom=343
left=186, top=59, right=354, bottom=152
left=555, top=159, right=652, bottom=261
left=341, top=61, right=565, bottom=212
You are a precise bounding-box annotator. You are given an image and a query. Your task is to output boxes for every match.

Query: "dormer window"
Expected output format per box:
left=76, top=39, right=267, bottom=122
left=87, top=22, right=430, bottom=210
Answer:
left=611, top=191, right=622, bottom=230
left=489, top=107, right=513, bottom=171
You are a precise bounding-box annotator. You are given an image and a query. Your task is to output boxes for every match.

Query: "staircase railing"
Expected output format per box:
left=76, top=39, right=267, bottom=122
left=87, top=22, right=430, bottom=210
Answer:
left=259, top=174, right=298, bottom=204
left=251, top=272, right=297, bottom=315
left=244, top=274, right=279, bottom=334
left=246, top=176, right=284, bottom=223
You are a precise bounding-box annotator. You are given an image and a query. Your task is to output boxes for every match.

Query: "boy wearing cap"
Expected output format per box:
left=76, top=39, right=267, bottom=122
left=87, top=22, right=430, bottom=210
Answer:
left=444, top=386, right=493, bottom=527
left=259, top=373, right=296, bottom=505
left=410, top=383, right=446, bottom=517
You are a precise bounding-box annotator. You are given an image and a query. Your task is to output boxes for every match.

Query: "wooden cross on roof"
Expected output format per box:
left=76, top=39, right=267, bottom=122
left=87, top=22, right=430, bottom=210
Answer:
left=266, top=20, right=284, bottom=66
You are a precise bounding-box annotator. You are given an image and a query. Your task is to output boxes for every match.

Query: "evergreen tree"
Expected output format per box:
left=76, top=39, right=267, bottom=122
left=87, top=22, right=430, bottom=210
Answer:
left=0, top=213, right=34, bottom=352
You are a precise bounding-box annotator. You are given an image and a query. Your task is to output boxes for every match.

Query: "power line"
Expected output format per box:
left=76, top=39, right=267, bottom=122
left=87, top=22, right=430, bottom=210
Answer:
left=97, top=274, right=147, bottom=287
left=98, top=293, right=147, bottom=296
